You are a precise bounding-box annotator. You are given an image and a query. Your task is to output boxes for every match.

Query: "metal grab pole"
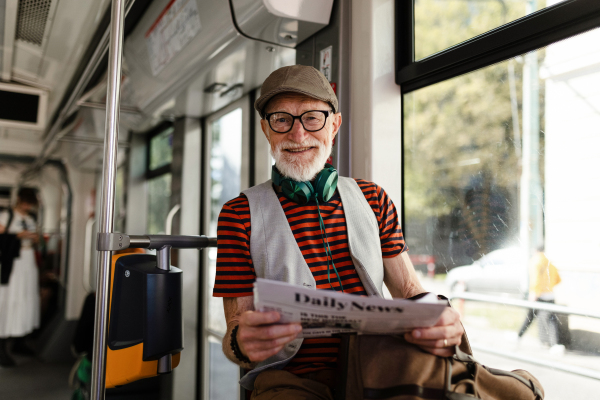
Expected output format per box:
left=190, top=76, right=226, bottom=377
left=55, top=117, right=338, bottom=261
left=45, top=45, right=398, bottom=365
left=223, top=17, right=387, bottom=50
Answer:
left=91, top=0, right=126, bottom=398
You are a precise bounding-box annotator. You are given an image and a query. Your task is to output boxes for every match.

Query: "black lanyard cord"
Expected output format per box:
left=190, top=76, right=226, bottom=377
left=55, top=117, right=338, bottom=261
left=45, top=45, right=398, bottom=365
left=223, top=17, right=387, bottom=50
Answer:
left=315, top=199, right=344, bottom=292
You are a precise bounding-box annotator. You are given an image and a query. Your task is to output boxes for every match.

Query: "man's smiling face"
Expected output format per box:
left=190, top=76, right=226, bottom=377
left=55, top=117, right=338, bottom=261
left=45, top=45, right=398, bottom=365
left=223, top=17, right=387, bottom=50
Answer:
left=261, top=92, right=342, bottom=182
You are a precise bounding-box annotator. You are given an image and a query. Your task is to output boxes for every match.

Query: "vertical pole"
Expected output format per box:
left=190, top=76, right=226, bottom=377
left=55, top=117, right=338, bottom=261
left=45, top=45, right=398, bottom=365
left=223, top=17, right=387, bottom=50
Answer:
left=156, top=246, right=173, bottom=374
left=91, top=0, right=126, bottom=398
left=520, top=0, right=543, bottom=261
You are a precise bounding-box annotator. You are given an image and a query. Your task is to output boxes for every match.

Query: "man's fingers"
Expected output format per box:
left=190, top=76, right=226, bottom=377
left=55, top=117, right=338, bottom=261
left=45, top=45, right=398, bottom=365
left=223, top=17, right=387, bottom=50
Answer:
left=241, top=333, right=300, bottom=362
left=243, top=334, right=299, bottom=353
left=434, top=307, right=461, bottom=326
left=415, top=344, right=455, bottom=358
left=404, top=306, right=464, bottom=352
left=410, top=309, right=464, bottom=341
left=241, top=310, right=281, bottom=326
left=404, top=333, right=460, bottom=349
left=239, top=323, right=302, bottom=341
left=235, top=310, right=303, bottom=363
left=403, top=306, right=465, bottom=357
left=248, top=345, right=288, bottom=362
left=410, top=323, right=462, bottom=341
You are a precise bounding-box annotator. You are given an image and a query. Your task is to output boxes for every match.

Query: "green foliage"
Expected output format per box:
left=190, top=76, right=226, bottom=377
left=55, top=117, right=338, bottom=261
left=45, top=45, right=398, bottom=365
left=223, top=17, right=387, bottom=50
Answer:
left=146, top=126, right=174, bottom=234
left=149, top=127, right=174, bottom=170
left=405, top=0, right=546, bottom=220
left=415, top=0, right=547, bottom=60
left=147, top=173, right=172, bottom=234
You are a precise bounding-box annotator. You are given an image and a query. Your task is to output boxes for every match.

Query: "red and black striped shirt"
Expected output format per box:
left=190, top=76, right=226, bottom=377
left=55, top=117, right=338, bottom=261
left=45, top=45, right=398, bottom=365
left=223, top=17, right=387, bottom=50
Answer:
left=213, top=179, right=407, bottom=374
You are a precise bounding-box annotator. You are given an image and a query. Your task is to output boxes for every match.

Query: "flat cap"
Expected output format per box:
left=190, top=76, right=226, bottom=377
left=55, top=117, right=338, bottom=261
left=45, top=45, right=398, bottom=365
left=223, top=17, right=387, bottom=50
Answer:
left=254, top=65, right=338, bottom=118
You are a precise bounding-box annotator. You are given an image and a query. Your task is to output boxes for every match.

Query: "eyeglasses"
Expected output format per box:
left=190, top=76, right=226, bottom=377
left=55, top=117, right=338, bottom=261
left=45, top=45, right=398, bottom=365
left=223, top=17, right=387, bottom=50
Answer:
left=265, top=110, right=331, bottom=133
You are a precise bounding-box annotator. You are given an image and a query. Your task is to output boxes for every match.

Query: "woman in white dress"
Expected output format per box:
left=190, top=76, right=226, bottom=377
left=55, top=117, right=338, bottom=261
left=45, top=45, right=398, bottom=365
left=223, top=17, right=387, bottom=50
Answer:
left=0, top=188, right=40, bottom=367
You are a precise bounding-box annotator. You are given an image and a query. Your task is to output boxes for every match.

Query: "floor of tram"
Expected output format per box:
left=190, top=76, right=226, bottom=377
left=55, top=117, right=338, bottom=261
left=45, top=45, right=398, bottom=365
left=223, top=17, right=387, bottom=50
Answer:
left=0, top=354, right=73, bottom=400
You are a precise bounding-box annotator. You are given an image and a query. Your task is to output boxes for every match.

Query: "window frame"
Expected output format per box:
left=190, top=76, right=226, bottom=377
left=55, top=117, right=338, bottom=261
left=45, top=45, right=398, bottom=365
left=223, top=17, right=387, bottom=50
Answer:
left=396, top=0, right=600, bottom=93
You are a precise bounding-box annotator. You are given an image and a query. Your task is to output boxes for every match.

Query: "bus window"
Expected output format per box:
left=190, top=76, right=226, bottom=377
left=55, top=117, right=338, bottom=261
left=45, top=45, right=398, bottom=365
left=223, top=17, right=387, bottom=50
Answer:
left=147, top=174, right=172, bottom=234
left=415, top=0, right=567, bottom=60
left=204, top=102, right=248, bottom=399
left=146, top=125, right=174, bottom=234
left=404, top=26, right=600, bottom=397
left=149, top=126, right=175, bottom=170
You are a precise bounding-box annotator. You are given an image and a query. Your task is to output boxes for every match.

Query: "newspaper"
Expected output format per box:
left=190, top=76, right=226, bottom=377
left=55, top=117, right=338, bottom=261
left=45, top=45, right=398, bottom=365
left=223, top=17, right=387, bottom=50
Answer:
left=253, top=278, right=447, bottom=338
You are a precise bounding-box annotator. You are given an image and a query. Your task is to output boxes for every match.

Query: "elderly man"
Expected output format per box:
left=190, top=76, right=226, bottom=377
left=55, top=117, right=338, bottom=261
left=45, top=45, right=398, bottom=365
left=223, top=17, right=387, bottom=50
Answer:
left=213, top=65, right=463, bottom=399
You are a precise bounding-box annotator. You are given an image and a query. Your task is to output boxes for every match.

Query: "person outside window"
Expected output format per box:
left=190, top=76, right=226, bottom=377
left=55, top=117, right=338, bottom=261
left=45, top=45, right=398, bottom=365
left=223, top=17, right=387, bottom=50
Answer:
left=518, top=246, right=562, bottom=350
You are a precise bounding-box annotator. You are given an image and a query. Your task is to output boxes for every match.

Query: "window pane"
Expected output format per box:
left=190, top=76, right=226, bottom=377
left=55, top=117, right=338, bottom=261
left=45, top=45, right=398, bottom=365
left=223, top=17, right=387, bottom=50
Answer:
left=147, top=173, right=172, bottom=234
left=204, top=108, right=243, bottom=399
left=149, top=126, right=174, bottom=170
left=415, top=0, right=567, bottom=61
left=208, top=336, right=239, bottom=400
left=205, top=108, right=243, bottom=398
left=207, top=108, right=243, bottom=335
left=404, top=28, right=600, bottom=396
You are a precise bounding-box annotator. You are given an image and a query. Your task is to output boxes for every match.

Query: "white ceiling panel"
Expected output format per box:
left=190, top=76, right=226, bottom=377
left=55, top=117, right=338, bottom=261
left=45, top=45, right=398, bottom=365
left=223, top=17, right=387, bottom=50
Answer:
left=11, top=0, right=111, bottom=118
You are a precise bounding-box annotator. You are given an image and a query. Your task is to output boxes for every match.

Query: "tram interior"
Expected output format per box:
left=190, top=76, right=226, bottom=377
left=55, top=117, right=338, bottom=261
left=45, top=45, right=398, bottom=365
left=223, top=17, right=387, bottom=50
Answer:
left=0, top=0, right=599, bottom=399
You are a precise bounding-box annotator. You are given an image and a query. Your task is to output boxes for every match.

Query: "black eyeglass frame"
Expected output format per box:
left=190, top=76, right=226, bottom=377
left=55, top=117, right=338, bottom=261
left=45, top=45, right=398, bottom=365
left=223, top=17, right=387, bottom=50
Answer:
left=264, top=110, right=332, bottom=133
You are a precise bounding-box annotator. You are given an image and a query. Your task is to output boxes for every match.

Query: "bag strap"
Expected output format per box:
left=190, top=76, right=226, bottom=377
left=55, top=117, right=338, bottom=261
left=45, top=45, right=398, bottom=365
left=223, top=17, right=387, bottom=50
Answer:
left=2, top=209, right=14, bottom=235
left=451, top=345, right=544, bottom=400
left=453, top=345, right=477, bottom=363
left=363, top=384, right=446, bottom=399
left=482, top=367, right=544, bottom=400
left=444, top=354, right=478, bottom=400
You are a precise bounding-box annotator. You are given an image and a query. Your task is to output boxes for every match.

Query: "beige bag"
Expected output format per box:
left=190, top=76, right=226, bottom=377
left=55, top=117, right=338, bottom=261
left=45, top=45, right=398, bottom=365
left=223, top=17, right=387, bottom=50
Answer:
left=342, top=334, right=544, bottom=400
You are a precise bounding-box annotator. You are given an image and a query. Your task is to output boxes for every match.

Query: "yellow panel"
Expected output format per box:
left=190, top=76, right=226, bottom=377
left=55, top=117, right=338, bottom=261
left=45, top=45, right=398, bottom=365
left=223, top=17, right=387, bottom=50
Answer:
left=105, top=251, right=181, bottom=389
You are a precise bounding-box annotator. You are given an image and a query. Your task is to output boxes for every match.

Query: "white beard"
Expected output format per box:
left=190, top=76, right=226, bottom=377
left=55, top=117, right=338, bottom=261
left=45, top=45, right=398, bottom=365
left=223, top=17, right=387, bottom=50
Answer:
left=272, top=137, right=332, bottom=182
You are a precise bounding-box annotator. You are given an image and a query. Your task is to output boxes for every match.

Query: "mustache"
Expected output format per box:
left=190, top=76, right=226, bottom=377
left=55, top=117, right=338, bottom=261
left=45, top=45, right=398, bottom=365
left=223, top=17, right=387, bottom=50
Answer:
left=277, top=139, right=322, bottom=151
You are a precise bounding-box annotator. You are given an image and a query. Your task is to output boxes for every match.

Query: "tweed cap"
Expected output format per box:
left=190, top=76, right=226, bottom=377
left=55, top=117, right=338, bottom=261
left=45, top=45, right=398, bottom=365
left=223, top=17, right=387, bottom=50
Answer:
left=254, top=65, right=338, bottom=118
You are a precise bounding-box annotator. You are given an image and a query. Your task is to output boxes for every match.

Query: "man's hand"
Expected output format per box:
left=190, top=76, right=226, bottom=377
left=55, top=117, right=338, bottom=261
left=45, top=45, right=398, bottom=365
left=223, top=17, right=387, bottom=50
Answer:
left=223, top=297, right=302, bottom=366
left=404, top=307, right=463, bottom=357
left=237, top=310, right=302, bottom=362
left=383, top=252, right=464, bottom=357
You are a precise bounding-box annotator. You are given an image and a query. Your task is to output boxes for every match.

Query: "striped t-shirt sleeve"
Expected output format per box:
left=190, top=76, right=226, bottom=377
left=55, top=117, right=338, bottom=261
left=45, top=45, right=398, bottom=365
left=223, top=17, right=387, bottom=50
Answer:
left=355, top=179, right=407, bottom=258
left=213, top=196, right=255, bottom=297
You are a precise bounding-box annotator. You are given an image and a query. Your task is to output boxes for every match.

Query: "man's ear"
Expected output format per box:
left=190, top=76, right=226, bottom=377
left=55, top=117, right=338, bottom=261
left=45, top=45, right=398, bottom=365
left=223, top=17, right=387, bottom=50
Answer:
left=260, top=119, right=271, bottom=143
left=331, top=113, right=342, bottom=139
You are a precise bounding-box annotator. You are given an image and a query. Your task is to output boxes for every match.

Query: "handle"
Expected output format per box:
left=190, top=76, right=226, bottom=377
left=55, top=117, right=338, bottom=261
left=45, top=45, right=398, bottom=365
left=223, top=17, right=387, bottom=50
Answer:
left=155, top=245, right=173, bottom=374
left=83, top=216, right=96, bottom=293
left=129, top=234, right=217, bottom=250
left=98, top=232, right=217, bottom=251
left=165, top=204, right=180, bottom=235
